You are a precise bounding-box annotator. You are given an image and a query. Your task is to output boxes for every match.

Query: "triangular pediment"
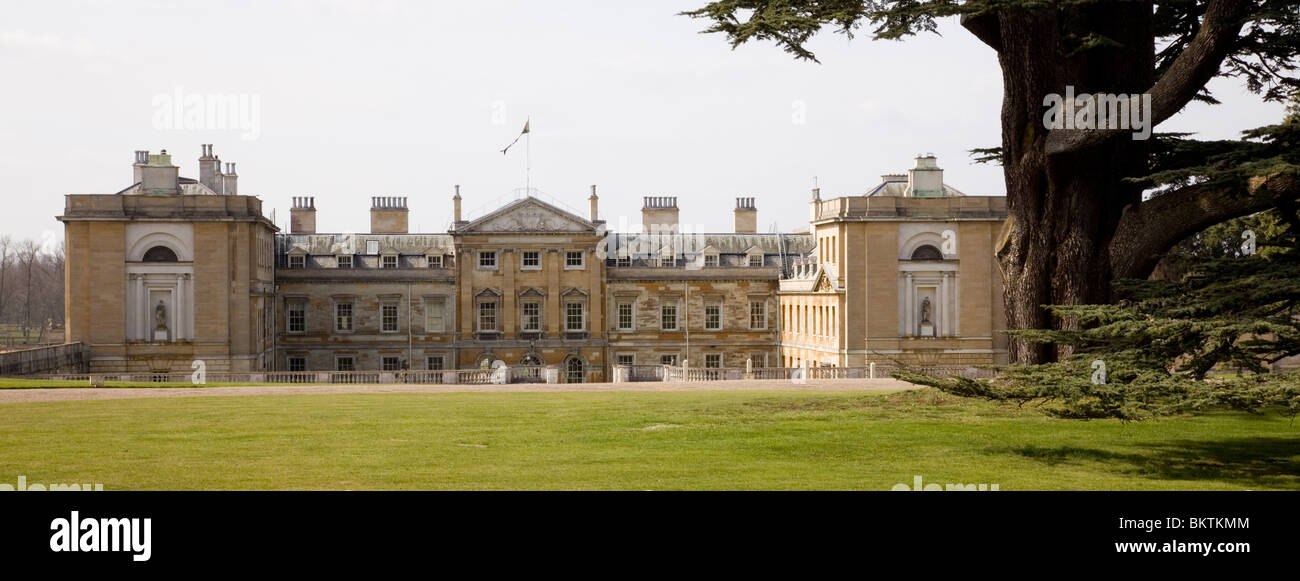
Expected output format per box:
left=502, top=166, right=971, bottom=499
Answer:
left=813, top=269, right=837, bottom=292
left=460, top=197, right=595, bottom=234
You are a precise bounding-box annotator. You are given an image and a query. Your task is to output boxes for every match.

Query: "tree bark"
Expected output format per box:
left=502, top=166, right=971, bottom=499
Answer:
left=992, top=4, right=1153, bottom=363
left=1111, top=173, right=1300, bottom=278
left=979, top=0, right=1268, bottom=364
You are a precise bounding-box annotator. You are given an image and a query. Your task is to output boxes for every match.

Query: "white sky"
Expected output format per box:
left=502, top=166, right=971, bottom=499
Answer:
left=0, top=0, right=1286, bottom=241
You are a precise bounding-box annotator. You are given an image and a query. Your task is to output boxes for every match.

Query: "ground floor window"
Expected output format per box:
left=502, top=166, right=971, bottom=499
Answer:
left=660, top=354, right=679, bottom=366
left=426, top=355, right=444, bottom=370
left=336, top=356, right=355, bottom=372
left=565, top=358, right=585, bottom=383
left=616, top=353, right=635, bottom=366
left=288, top=356, right=306, bottom=372
left=705, top=354, right=722, bottom=368
left=382, top=356, right=401, bottom=371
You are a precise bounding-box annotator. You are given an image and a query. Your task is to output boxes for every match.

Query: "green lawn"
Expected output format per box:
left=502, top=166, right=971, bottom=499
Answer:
left=0, top=389, right=1296, bottom=490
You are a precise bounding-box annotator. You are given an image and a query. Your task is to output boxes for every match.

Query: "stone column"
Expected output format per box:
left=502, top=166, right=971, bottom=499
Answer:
left=501, top=249, right=516, bottom=336
left=127, top=274, right=138, bottom=340
left=903, top=272, right=914, bottom=337
left=938, top=272, right=948, bottom=337
left=136, top=274, right=147, bottom=341
left=177, top=273, right=187, bottom=340
left=952, top=271, right=961, bottom=337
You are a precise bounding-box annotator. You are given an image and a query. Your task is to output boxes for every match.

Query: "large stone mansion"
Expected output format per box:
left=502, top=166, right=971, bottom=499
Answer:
left=58, top=145, right=1009, bottom=381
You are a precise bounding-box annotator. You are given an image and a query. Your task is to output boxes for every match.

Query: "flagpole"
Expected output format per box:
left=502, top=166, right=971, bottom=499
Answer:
left=525, top=121, right=531, bottom=195
left=501, top=118, right=530, bottom=197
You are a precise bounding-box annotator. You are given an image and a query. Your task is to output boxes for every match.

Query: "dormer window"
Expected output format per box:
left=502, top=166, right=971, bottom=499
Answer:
left=427, top=255, right=442, bottom=268
left=703, top=254, right=719, bottom=267
left=382, top=255, right=398, bottom=269
left=288, top=255, right=305, bottom=269
left=748, top=254, right=763, bottom=267
left=337, top=255, right=353, bottom=269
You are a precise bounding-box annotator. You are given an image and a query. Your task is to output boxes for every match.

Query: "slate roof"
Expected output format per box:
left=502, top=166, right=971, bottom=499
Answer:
left=605, top=233, right=814, bottom=258
left=864, top=176, right=968, bottom=198
left=277, top=234, right=456, bottom=256
left=113, top=177, right=222, bottom=196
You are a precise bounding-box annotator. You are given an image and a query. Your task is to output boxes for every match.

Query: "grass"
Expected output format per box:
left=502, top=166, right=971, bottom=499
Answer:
left=0, top=323, right=54, bottom=346
left=0, top=389, right=1296, bottom=490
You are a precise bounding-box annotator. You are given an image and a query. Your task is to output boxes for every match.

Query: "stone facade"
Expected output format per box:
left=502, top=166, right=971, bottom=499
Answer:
left=60, top=147, right=1009, bottom=379
left=273, top=197, right=812, bottom=382
left=59, top=148, right=276, bottom=373
left=779, top=154, right=1010, bottom=367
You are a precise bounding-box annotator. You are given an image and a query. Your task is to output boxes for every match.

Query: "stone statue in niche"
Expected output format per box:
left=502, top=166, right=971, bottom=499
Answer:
left=155, top=300, right=168, bottom=330
left=920, top=296, right=932, bottom=324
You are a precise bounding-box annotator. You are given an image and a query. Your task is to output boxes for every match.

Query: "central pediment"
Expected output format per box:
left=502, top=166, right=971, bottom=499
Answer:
left=458, top=197, right=596, bottom=234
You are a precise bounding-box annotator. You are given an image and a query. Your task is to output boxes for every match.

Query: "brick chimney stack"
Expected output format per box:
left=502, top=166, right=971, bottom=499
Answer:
left=641, top=196, right=679, bottom=234
left=222, top=162, right=238, bottom=195
left=906, top=153, right=944, bottom=198
left=132, top=150, right=149, bottom=184
left=370, top=196, right=409, bottom=234
left=198, top=144, right=222, bottom=192
left=140, top=149, right=179, bottom=195
left=453, top=185, right=462, bottom=223
left=734, top=197, right=757, bottom=234
left=290, top=197, right=317, bottom=234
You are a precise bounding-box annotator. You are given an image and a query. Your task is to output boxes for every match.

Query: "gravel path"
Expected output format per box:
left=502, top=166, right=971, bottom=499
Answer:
left=0, top=378, right=919, bottom=403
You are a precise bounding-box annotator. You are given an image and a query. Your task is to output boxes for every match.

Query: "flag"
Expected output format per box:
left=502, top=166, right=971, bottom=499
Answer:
left=500, top=119, right=530, bottom=155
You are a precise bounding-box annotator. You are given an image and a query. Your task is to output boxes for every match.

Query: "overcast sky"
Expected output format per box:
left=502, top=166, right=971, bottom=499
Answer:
left=0, top=0, right=1287, bottom=242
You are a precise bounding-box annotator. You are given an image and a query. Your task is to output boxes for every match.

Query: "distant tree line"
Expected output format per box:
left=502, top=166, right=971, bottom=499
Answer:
left=0, top=235, right=65, bottom=346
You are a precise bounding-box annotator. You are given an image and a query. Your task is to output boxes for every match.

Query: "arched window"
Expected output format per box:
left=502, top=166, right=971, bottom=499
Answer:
left=565, top=357, right=585, bottom=384
left=475, top=353, right=499, bottom=369
left=516, top=354, right=545, bottom=382
left=142, top=246, right=179, bottom=262
left=910, top=245, right=943, bottom=261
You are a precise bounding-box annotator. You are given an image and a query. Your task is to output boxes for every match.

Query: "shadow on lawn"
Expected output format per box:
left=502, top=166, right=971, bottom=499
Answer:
left=998, top=438, right=1300, bottom=489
